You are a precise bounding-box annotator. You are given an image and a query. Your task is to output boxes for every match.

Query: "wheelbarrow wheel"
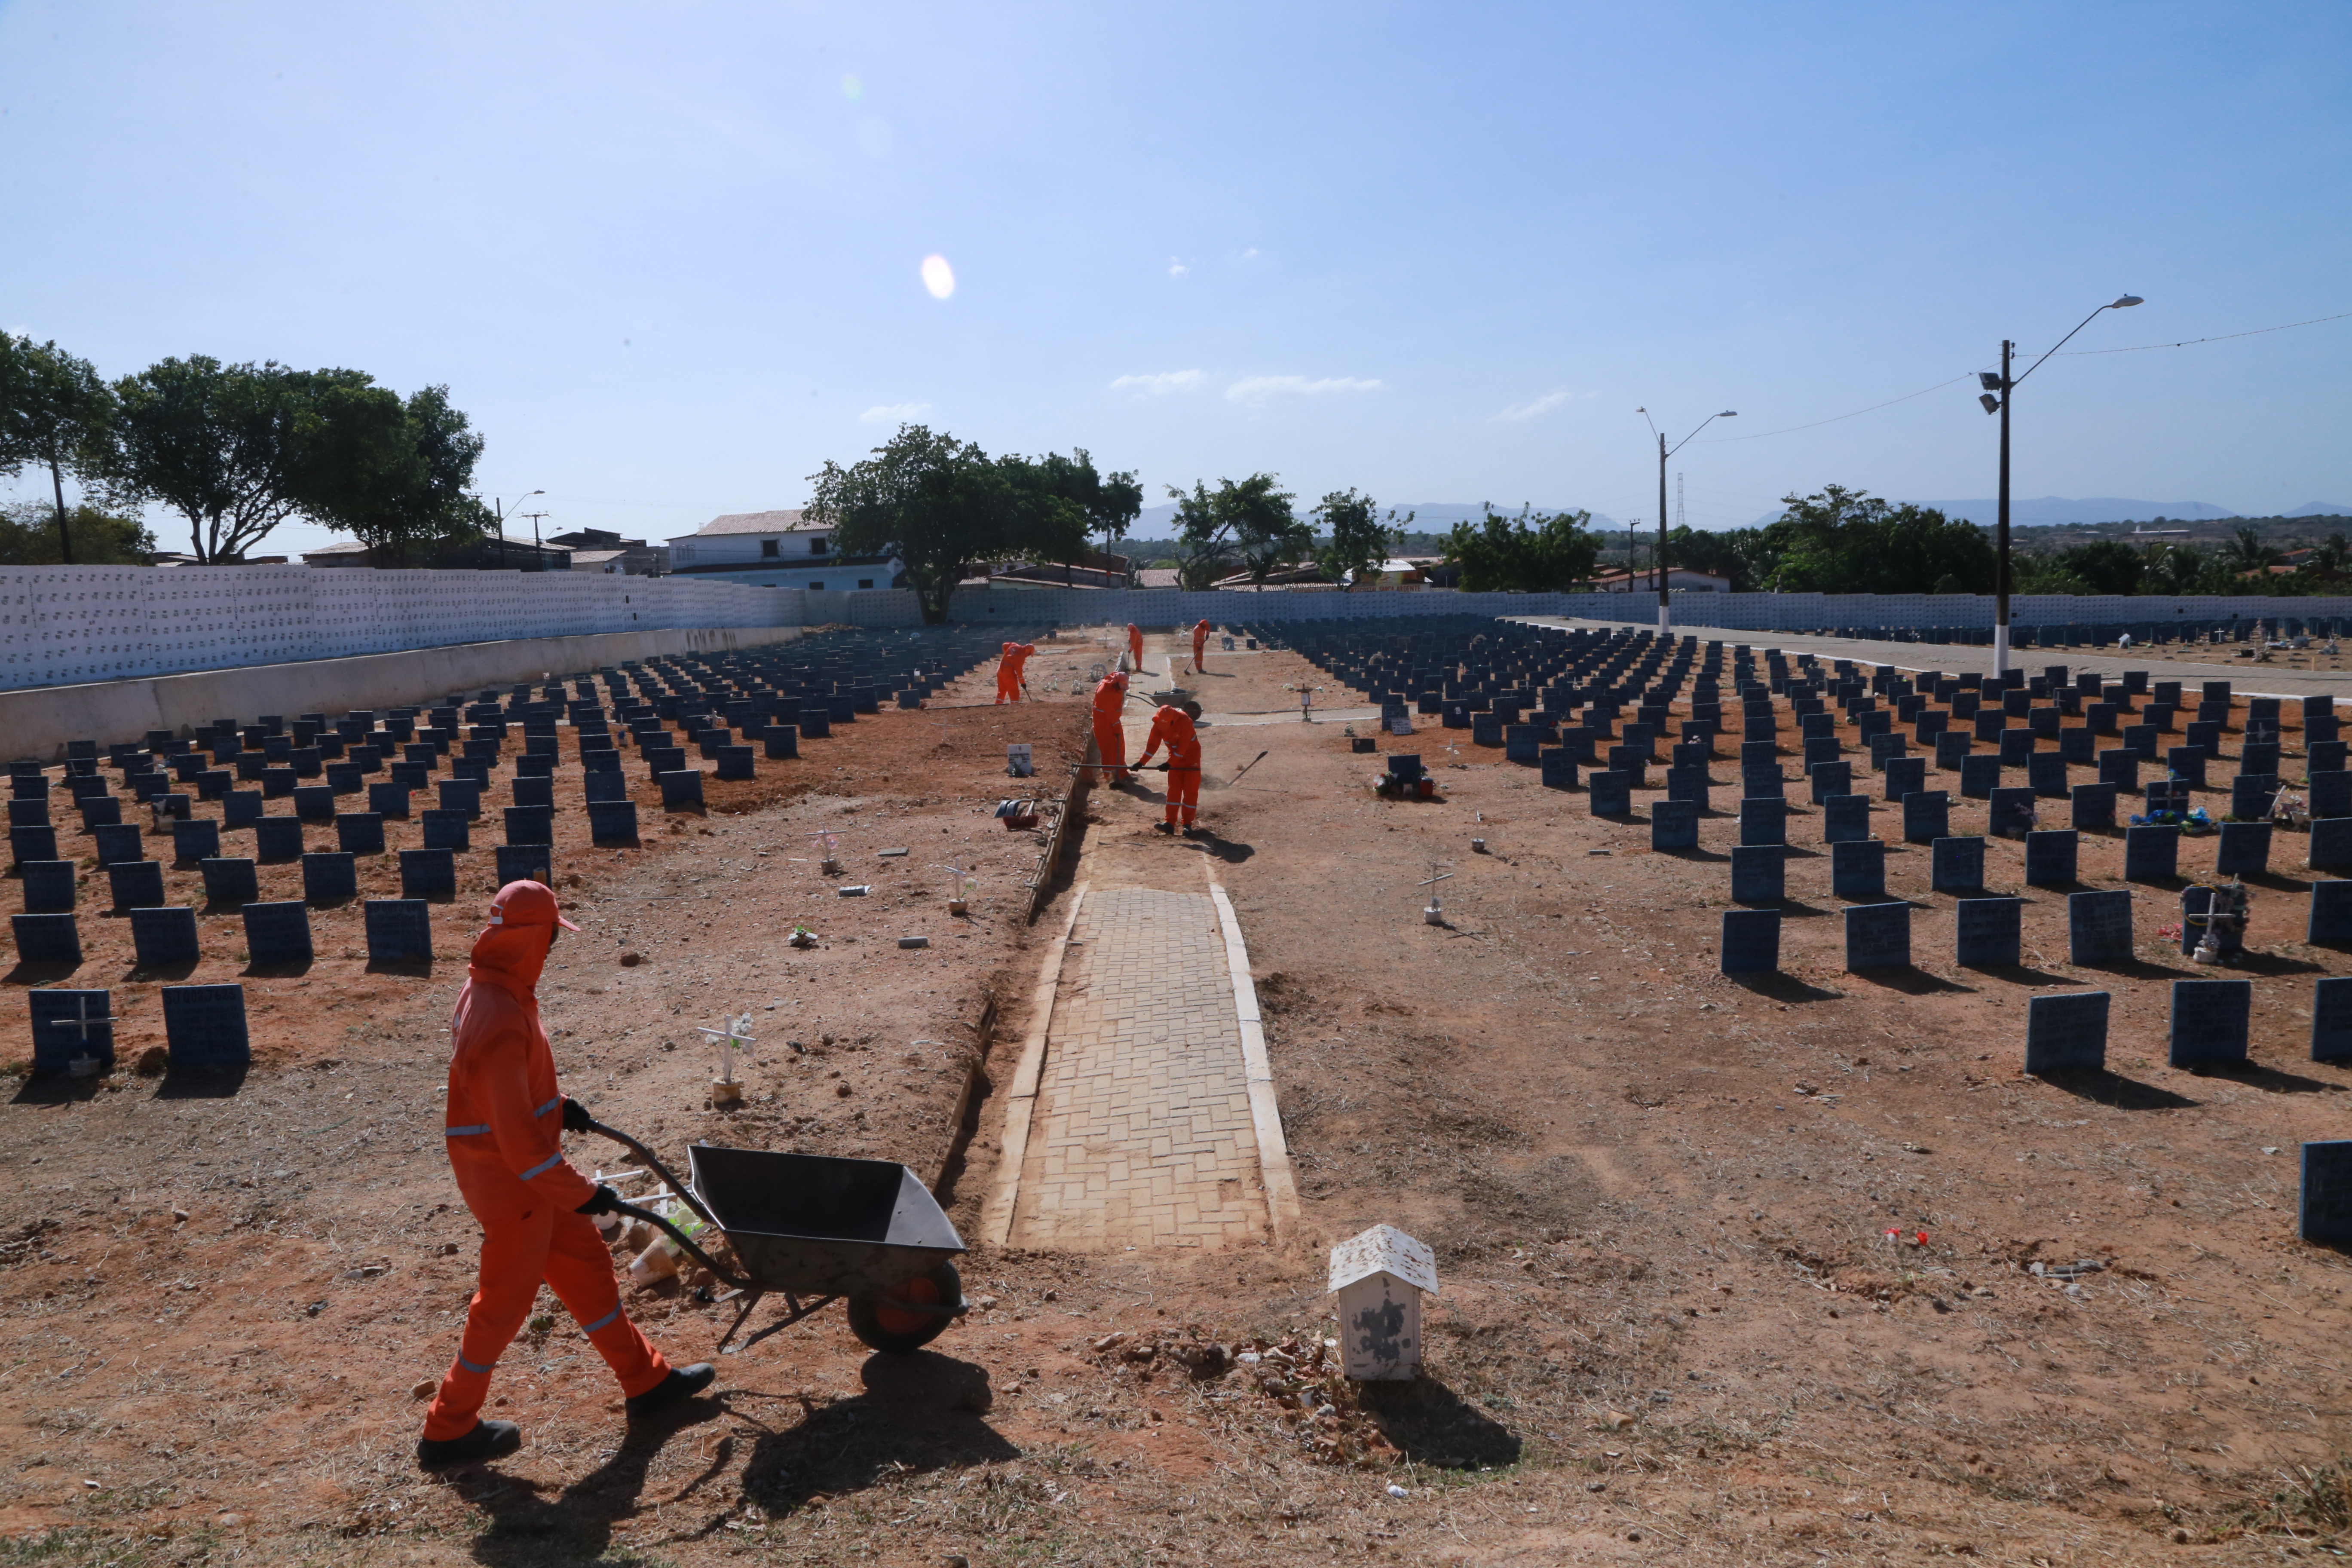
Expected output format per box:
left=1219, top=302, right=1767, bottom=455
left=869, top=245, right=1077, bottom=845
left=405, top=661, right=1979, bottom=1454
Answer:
left=847, top=1261, right=962, bottom=1355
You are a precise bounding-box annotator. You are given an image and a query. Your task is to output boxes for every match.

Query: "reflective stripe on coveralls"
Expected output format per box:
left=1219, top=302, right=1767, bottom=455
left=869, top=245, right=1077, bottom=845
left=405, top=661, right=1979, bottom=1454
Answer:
left=994, top=642, right=1035, bottom=702
left=1138, top=706, right=1202, bottom=827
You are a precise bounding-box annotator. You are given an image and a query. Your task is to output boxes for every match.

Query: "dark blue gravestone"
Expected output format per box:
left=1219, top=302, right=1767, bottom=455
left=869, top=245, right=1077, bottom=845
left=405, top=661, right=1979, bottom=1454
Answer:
left=171, top=817, right=221, bottom=863
left=1822, top=794, right=1869, bottom=843
left=420, top=809, right=471, bottom=852
left=503, top=804, right=555, bottom=845
left=2068, top=889, right=2134, bottom=965
left=130, top=905, right=199, bottom=968
left=12, top=913, right=81, bottom=966
left=2144, top=778, right=2190, bottom=818
left=1730, top=844, right=1784, bottom=904
left=1934, top=732, right=1971, bottom=772
left=1867, top=733, right=1908, bottom=772
left=293, top=784, right=338, bottom=821
left=1664, top=766, right=1709, bottom=808
left=1587, top=771, right=1631, bottom=815
left=1955, top=896, right=2022, bottom=967
left=303, top=851, right=356, bottom=903
left=716, top=745, right=756, bottom=781
left=400, top=848, right=456, bottom=899
left=162, top=983, right=248, bottom=1069
left=199, top=857, right=257, bottom=904
left=29, top=989, right=113, bottom=1075
left=1539, top=750, right=1577, bottom=790
left=2097, top=750, right=2139, bottom=793
left=437, top=779, right=482, bottom=818
left=1988, top=787, right=2038, bottom=837
left=515, top=751, right=557, bottom=778
left=1470, top=713, right=1503, bottom=747
left=511, top=775, right=554, bottom=809
left=2313, top=817, right=2352, bottom=872
left=450, top=758, right=491, bottom=788
left=1739, top=798, right=1786, bottom=846
left=1504, top=726, right=1540, bottom=763
left=2166, top=746, right=2207, bottom=788
left=92, top=823, right=143, bottom=866
left=10, top=825, right=58, bottom=867
left=241, top=900, right=312, bottom=966
left=1807, top=760, right=1850, bottom=803
left=335, top=812, right=386, bottom=855
left=20, top=860, right=75, bottom=913
left=495, top=844, right=552, bottom=887
left=583, top=770, right=628, bottom=805
left=2231, top=774, right=2279, bottom=820
left=1959, top=754, right=2000, bottom=799
left=8, top=798, right=49, bottom=828
left=325, top=763, right=364, bottom=795
left=1997, top=728, right=2035, bottom=766
left=369, top=781, right=413, bottom=820
left=1650, top=799, right=1697, bottom=851
left=107, top=860, right=165, bottom=910
left=1740, top=766, right=1785, bottom=800
left=364, top=899, right=433, bottom=963
left=1883, top=755, right=1925, bottom=804
left=2169, top=978, right=2251, bottom=1067
left=79, top=796, right=124, bottom=830
left=2300, top=1142, right=2352, bottom=1245
left=253, top=817, right=304, bottom=864
left=2058, top=727, right=2097, bottom=765
left=1902, top=790, right=1950, bottom=844
left=2027, top=753, right=2069, bottom=798
left=2215, top=821, right=2272, bottom=876
left=2312, top=977, right=2352, bottom=1062
left=1844, top=902, right=1909, bottom=970
left=1720, top=909, right=1780, bottom=974
left=2311, top=771, right=2352, bottom=820
left=2024, top=830, right=2078, bottom=887
left=1931, top=835, right=1984, bottom=893
left=2307, top=880, right=2352, bottom=946
left=1606, top=745, right=1648, bottom=786
left=2070, top=781, right=2118, bottom=830
left=2025, top=992, right=2109, bottom=1074
left=796, top=711, right=829, bottom=740
left=763, top=724, right=800, bottom=760
left=2124, top=824, right=2179, bottom=882
left=1831, top=838, right=1886, bottom=900
left=587, top=800, right=640, bottom=847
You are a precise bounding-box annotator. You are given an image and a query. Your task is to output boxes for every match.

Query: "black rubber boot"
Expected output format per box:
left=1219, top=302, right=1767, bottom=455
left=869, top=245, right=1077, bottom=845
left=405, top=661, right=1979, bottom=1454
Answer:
left=625, top=1363, right=717, bottom=1421
left=416, top=1419, right=522, bottom=1469
left=1152, top=821, right=1175, bottom=835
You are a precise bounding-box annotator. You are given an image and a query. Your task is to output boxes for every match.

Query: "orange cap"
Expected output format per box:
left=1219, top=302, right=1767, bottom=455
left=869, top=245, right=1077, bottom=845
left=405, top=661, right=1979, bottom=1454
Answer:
left=488, top=879, right=580, bottom=931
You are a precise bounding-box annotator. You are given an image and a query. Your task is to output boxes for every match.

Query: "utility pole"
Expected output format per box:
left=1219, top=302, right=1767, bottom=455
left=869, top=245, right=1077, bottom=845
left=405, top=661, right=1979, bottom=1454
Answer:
left=1994, top=339, right=2012, bottom=678
left=523, top=511, right=552, bottom=572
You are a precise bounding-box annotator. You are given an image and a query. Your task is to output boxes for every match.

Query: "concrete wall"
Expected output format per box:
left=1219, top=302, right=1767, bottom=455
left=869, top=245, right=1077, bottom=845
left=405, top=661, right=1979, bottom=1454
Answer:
left=0, top=625, right=802, bottom=761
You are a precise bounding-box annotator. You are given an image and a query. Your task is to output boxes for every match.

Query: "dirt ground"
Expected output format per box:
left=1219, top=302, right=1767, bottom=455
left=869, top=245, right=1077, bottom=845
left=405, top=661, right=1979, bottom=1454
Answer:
left=5, top=621, right=2351, bottom=1566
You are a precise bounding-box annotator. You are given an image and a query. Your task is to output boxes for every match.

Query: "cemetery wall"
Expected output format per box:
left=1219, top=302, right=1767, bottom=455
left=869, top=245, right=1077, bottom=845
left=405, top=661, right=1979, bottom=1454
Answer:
left=0, top=564, right=802, bottom=692
left=0, top=624, right=803, bottom=761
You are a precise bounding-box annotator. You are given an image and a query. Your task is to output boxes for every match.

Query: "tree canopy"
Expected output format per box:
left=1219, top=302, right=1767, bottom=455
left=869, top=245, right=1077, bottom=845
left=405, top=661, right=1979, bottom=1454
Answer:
left=1439, top=505, right=1601, bottom=592
left=0, top=335, right=116, bottom=563
left=0, top=501, right=152, bottom=566
left=300, top=384, right=491, bottom=566
left=1741, top=486, right=1994, bottom=594
left=1166, top=474, right=1310, bottom=588
left=1312, top=489, right=1409, bottom=588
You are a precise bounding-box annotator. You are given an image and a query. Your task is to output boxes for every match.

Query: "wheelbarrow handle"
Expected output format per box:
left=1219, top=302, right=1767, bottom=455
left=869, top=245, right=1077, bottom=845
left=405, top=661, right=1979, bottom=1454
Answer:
left=576, top=1114, right=720, bottom=1231
left=607, top=1196, right=750, bottom=1292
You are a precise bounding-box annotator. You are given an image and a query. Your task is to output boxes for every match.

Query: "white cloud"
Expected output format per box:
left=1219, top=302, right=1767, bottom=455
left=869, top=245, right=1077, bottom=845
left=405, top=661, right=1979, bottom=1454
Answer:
left=859, top=402, right=931, bottom=423
left=1239, top=247, right=1260, bottom=260
left=1167, top=258, right=1189, bottom=277
left=1225, top=375, right=1385, bottom=403
left=1110, top=370, right=1206, bottom=396
left=1492, top=390, right=1570, bottom=423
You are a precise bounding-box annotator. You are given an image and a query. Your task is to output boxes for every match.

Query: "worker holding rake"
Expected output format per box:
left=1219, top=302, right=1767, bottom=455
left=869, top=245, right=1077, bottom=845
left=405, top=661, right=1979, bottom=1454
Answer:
left=993, top=640, right=1035, bottom=703
left=418, top=881, right=712, bottom=1468
left=1136, top=699, right=1204, bottom=835
left=1191, top=619, right=1210, bottom=674
left=1091, top=669, right=1132, bottom=784
left=1125, top=622, right=1145, bottom=672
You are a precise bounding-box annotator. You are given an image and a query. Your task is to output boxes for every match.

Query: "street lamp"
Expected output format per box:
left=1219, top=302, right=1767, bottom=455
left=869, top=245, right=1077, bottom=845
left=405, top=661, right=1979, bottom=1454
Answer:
left=1980, top=295, right=2142, bottom=679
left=1636, top=407, right=1736, bottom=632
left=492, top=490, right=545, bottom=570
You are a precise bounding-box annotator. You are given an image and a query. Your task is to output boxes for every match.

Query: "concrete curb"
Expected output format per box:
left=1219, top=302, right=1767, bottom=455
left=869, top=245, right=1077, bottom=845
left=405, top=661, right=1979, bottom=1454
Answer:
left=979, top=882, right=1088, bottom=1247
left=1207, top=875, right=1301, bottom=1243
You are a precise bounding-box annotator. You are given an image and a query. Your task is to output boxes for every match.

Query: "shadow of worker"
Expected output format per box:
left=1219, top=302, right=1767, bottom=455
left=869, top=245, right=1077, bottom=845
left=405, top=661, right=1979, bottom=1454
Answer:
left=738, top=1352, right=1018, bottom=1519
left=464, top=1387, right=729, bottom=1566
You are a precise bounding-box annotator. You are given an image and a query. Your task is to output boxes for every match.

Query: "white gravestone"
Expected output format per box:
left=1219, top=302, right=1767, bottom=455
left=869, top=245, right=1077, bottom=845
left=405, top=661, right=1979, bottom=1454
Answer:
left=1328, top=1224, right=1436, bottom=1381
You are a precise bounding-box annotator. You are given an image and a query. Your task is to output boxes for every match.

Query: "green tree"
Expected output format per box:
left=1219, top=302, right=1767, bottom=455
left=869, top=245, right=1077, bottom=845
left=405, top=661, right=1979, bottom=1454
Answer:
left=1312, top=489, right=1408, bottom=588
left=0, top=335, right=119, bottom=564
left=300, top=384, right=491, bottom=567
left=0, top=501, right=153, bottom=565
left=806, top=424, right=1025, bottom=622
left=1014, top=449, right=1141, bottom=576
left=2222, top=527, right=2275, bottom=573
left=1439, top=505, right=1601, bottom=592
left=1166, top=474, right=1309, bottom=588
left=1749, top=485, right=1994, bottom=594
left=1661, top=526, right=1762, bottom=590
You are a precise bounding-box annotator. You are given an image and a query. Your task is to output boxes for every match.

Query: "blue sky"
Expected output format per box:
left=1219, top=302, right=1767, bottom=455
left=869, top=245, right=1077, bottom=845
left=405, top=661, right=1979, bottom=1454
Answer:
left=3, top=1, right=2346, bottom=557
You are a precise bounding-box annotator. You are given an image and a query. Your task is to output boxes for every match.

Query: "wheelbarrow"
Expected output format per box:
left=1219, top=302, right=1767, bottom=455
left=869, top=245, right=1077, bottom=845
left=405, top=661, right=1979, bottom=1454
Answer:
left=579, top=1115, right=969, bottom=1356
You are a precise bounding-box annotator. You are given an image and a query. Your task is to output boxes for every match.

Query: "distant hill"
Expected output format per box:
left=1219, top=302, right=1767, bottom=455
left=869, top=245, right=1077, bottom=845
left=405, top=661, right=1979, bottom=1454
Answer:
left=1122, top=500, right=1616, bottom=544
left=1748, top=496, right=2243, bottom=528
left=2287, top=501, right=2352, bottom=518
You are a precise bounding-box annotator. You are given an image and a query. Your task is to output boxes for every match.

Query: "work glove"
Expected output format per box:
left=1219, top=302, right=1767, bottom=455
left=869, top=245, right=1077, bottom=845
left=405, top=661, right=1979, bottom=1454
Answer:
left=561, top=1097, right=594, bottom=1133
left=575, top=1184, right=622, bottom=1217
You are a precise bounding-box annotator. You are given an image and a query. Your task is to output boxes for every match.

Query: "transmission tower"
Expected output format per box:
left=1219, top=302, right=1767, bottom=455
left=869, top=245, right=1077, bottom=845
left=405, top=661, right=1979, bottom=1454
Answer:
left=1676, top=472, right=1685, bottom=534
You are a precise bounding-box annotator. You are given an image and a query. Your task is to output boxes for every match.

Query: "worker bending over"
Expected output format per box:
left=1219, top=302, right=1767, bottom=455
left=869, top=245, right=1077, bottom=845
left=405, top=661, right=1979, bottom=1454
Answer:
left=1136, top=699, right=1204, bottom=836
left=1125, top=623, right=1145, bottom=673
left=993, top=641, right=1035, bottom=704
left=1090, top=670, right=1132, bottom=784
left=1191, top=619, right=1211, bottom=674
left=418, top=881, right=712, bottom=1468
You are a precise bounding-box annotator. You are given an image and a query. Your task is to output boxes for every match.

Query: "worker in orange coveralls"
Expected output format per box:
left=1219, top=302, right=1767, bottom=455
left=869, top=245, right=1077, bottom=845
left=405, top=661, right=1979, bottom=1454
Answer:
left=993, top=641, right=1035, bottom=704
left=1190, top=619, right=1211, bottom=674
left=1125, top=622, right=1145, bottom=672
left=417, top=881, right=713, bottom=1469
left=1090, top=670, right=1132, bottom=784
left=1135, top=699, right=1204, bottom=836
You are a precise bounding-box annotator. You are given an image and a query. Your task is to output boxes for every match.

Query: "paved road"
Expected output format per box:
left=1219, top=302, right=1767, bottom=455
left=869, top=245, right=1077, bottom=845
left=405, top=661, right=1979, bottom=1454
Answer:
left=1515, top=616, right=2352, bottom=703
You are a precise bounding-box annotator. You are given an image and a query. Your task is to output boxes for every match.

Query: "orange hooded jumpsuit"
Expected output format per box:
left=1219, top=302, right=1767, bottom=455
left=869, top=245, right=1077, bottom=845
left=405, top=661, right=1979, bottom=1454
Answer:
left=993, top=642, right=1035, bottom=704
left=1125, top=624, right=1145, bottom=672
left=1090, top=673, right=1130, bottom=783
left=1191, top=619, right=1210, bottom=673
left=421, top=889, right=673, bottom=1443
left=1137, top=704, right=1202, bottom=827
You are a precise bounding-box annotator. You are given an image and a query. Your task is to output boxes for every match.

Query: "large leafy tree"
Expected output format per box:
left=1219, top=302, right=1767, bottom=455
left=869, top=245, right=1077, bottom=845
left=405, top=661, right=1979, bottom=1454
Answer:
left=301, top=384, right=491, bottom=566
left=1167, top=474, right=1310, bottom=588
left=1440, top=505, right=1601, bottom=592
left=107, top=357, right=343, bottom=563
left=1745, top=486, right=1994, bottom=594
left=1313, top=489, right=1408, bottom=588
left=1014, top=449, right=1142, bottom=578
left=0, top=501, right=153, bottom=565
left=0, top=335, right=118, bottom=564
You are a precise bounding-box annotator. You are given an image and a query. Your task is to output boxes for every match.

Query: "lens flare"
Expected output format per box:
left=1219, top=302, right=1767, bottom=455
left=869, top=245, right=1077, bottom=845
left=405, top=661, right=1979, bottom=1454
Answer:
left=920, top=254, right=956, bottom=299
left=841, top=73, right=862, bottom=100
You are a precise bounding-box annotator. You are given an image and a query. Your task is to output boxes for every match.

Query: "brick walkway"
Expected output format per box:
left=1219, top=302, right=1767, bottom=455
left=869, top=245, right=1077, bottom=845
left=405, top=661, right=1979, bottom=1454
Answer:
left=1006, top=887, right=1271, bottom=1251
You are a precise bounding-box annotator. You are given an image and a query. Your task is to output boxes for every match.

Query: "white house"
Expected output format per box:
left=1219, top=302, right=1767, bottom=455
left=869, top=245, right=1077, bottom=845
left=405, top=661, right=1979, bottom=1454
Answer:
left=1582, top=566, right=1732, bottom=593
left=665, top=509, right=901, bottom=590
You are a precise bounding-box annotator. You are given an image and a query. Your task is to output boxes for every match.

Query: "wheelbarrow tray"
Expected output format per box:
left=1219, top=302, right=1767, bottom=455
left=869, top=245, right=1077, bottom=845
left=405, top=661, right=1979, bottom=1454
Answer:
left=686, top=1144, right=965, bottom=1299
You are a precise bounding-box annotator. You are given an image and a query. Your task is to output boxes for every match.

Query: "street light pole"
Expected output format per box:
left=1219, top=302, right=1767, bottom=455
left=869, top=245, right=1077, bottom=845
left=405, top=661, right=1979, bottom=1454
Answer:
left=1982, top=295, right=2141, bottom=681
left=492, top=490, right=545, bottom=568
left=1637, top=407, right=1737, bottom=633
